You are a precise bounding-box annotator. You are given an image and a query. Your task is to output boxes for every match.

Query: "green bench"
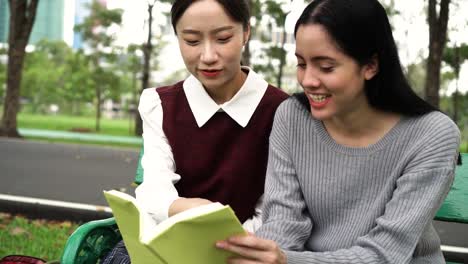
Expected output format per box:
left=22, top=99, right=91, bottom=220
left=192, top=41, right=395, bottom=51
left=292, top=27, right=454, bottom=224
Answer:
left=60, top=153, right=468, bottom=264
left=435, top=153, right=468, bottom=223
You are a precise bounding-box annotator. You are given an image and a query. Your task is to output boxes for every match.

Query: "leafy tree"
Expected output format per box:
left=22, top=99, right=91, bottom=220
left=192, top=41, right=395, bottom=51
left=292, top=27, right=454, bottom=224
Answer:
left=75, top=0, right=123, bottom=132
left=250, top=0, right=290, bottom=89
left=424, top=0, right=451, bottom=107
left=124, top=44, right=142, bottom=122
left=21, top=40, right=72, bottom=113
left=1, top=0, right=39, bottom=137
left=405, top=59, right=427, bottom=97
left=242, top=0, right=255, bottom=66
left=442, top=43, right=468, bottom=123
left=61, top=49, right=95, bottom=115
left=133, top=0, right=171, bottom=136
left=135, top=0, right=157, bottom=136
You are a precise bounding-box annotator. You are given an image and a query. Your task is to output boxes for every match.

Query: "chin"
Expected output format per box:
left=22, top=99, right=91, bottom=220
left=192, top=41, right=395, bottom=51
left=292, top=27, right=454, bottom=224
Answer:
left=310, top=110, right=333, bottom=121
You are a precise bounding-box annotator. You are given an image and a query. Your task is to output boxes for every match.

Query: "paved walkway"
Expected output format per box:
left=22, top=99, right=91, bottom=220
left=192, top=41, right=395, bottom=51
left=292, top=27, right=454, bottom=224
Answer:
left=19, top=128, right=143, bottom=145
left=1, top=136, right=140, bottom=222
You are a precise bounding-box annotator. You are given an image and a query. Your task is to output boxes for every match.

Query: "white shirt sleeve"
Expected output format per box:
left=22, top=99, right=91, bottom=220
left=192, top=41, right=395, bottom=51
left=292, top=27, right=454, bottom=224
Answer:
left=242, top=196, right=263, bottom=232
left=135, top=88, right=181, bottom=223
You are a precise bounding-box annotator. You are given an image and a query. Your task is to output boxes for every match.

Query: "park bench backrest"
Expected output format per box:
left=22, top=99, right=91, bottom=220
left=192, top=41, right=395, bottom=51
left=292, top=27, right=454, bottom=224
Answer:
left=435, top=153, right=468, bottom=223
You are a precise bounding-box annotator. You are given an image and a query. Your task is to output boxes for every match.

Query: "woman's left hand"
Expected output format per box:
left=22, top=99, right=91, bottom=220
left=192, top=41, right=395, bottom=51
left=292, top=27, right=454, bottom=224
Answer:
left=216, top=233, right=287, bottom=264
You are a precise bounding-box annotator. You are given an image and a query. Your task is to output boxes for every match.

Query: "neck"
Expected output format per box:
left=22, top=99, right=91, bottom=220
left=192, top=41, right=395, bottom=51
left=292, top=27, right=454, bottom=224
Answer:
left=323, top=104, right=400, bottom=147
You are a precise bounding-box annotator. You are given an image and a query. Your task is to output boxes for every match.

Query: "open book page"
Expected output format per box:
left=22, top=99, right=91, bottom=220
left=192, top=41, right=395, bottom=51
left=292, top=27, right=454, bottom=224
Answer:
left=144, top=204, right=247, bottom=263
left=104, top=190, right=247, bottom=264
left=141, top=202, right=225, bottom=243
left=103, top=190, right=165, bottom=263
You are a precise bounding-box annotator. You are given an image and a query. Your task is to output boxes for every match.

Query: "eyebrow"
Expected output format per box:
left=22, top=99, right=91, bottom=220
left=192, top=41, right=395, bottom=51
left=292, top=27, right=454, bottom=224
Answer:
left=295, top=53, right=335, bottom=62
left=181, top=26, right=235, bottom=35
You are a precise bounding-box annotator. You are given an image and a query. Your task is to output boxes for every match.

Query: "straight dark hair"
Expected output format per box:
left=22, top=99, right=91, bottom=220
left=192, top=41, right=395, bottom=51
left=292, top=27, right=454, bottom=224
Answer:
left=171, top=0, right=250, bottom=34
left=293, top=0, right=461, bottom=164
left=293, top=0, right=437, bottom=116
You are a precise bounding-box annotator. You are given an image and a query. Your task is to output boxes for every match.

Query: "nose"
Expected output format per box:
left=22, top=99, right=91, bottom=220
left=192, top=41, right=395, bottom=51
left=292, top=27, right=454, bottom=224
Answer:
left=200, top=42, right=218, bottom=65
left=300, top=67, right=320, bottom=89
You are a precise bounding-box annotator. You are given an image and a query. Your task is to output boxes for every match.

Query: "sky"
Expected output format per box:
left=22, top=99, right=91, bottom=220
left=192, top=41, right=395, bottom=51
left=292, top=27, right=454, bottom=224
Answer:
left=105, top=0, right=468, bottom=94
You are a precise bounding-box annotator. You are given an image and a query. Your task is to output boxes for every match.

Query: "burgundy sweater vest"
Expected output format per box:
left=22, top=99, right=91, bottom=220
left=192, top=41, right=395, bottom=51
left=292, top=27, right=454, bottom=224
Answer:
left=156, top=81, right=288, bottom=222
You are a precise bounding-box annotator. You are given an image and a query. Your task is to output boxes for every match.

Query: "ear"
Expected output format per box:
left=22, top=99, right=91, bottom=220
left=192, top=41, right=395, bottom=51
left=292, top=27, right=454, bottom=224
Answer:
left=243, top=24, right=251, bottom=45
left=364, top=54, right=379, bottom=80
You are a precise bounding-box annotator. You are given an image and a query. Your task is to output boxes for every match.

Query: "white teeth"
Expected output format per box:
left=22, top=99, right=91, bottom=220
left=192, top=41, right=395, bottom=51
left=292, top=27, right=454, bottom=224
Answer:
left=309, top=94, right=329, bottom=102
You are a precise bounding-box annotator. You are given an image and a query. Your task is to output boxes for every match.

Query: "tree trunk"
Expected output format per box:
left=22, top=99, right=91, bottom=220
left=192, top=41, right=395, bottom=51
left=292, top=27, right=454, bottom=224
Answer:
left=276, top=28, right=287, bottom=89
left=242, top=39, right=251, bottom=67
left=1, top=0, right=39, bottom=137
left=452, top=46, right=460, bottom=124
left=92, top=55, right=102, bottom=132
left=135, top=2, right=155, bottom=137
left=424, top=0, right=450, bottom=108
left=130, top=69, right=137, bottom=135
left=95, top=85, right=101, bottom=132
left=241, top=0, right=253, bottom=67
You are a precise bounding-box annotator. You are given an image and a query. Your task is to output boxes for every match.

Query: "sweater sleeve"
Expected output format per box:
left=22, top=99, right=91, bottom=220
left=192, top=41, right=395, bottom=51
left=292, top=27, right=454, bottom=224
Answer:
left=256, top=101, right=313, bottom=250
left=258, top=108, right=461, bottom=264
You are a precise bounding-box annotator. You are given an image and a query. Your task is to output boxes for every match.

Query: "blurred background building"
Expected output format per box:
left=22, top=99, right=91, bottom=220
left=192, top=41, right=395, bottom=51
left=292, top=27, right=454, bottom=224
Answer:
left=0, top=0, right=77, bottom=47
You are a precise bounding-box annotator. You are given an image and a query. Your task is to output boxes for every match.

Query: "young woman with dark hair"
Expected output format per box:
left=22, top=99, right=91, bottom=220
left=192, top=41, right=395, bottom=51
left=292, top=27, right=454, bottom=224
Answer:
left=217, top=0, right=460, bottom=263
left=102, top=0, right=288, bottom=263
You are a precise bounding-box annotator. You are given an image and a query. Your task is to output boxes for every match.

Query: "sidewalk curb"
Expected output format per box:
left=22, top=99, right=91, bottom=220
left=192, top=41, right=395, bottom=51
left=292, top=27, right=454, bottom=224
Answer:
left=18, top=128, right=143, bottom=145
left=0, top=194, right=113, bottom=223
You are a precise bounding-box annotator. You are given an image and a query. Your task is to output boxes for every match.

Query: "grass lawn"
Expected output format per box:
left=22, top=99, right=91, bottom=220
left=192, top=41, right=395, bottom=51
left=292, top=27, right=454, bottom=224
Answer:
left=17, top=113, right=142, bottom=148
left=0, top=213, right=79, bottom=262
left=18, top=113, right=136, bottom=137
left=461, top=141, right=468, bottom=153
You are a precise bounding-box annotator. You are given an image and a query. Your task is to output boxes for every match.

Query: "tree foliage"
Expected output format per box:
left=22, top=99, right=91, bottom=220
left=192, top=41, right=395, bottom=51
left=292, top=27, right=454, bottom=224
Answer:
left=442, top=43, right=468, bottom=123
left=250, top=0, right=290, bottom=89
left=74, top=0, right=123, bottom=131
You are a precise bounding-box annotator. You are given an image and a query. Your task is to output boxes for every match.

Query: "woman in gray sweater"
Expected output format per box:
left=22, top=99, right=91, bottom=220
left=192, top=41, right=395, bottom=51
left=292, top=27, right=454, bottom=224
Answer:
left=216, top=0, right=461, bottom=263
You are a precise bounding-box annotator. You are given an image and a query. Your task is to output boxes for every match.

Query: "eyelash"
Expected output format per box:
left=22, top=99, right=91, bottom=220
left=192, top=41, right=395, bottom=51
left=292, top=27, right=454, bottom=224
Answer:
left=184, top=36, right=232, bottom=46
left=218, top=37, right=232, bottom=43
left=296, top=63, right=335, bottom=73
left=296, top=63, right=306, bottom=69
left=185, top=40, right=199, bottom=46
left=320, top=66, right=334, bottom=73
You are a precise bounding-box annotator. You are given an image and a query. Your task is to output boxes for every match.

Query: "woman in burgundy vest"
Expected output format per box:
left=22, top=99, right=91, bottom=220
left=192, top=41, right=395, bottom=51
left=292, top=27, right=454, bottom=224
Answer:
left=102, top=0, right=288, bottom=263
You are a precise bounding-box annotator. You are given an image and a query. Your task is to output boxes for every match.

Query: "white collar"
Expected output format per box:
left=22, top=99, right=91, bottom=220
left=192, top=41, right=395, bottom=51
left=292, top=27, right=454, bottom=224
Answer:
left=183, top=66, right=268, bottom=127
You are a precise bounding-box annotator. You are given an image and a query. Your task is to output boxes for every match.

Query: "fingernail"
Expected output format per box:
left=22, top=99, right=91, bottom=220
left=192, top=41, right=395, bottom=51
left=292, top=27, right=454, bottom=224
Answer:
left=216, top=241, right=225, bottom=248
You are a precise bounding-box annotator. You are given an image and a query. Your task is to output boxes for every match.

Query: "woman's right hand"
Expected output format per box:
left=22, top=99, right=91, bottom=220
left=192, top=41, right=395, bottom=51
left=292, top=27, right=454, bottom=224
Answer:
left=168, top=197, right=212, bottom=216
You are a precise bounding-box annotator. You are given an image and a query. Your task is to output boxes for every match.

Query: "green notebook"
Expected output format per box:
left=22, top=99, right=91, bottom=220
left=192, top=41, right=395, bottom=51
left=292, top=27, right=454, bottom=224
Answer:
left=103, top=190, right=247, bottom=264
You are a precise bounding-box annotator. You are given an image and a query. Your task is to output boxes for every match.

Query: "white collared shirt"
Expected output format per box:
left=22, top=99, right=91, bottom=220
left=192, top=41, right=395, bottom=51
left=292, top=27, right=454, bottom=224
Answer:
left=135, top=67, right=266, bottom=231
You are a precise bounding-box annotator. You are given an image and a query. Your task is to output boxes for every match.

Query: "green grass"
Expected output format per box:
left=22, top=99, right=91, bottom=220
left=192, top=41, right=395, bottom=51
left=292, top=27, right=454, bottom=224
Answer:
left=18, top=113, right=136, bottom=137
left=461, top=141, right=468, bottom=153
left=17, top=113, right=142, bottom=148
left=0, top=213, right=79, bottom=262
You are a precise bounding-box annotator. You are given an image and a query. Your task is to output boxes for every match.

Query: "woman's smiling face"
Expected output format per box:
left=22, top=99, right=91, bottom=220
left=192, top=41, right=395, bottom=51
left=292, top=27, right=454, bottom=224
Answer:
left=295, top=24, right=377, bottom=121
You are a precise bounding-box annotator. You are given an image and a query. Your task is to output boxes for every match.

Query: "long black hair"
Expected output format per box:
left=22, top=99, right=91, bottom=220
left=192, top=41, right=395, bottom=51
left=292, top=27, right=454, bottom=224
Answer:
left=293, top=0, right=461, bottom=164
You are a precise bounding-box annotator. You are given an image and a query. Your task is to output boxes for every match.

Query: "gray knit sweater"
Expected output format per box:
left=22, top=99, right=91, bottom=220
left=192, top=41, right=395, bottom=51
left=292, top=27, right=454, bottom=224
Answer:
left=256, top=98, right=460, bottom=264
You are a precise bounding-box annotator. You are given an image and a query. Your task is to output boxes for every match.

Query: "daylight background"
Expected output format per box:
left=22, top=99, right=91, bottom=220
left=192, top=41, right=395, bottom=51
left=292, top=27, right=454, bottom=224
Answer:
left=0, top=0, right=467, bottom=146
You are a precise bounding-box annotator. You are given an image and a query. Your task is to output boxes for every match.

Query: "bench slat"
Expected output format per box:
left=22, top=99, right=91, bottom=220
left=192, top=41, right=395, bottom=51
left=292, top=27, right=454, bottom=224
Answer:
left=435, top=153, right=468, bottom=223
